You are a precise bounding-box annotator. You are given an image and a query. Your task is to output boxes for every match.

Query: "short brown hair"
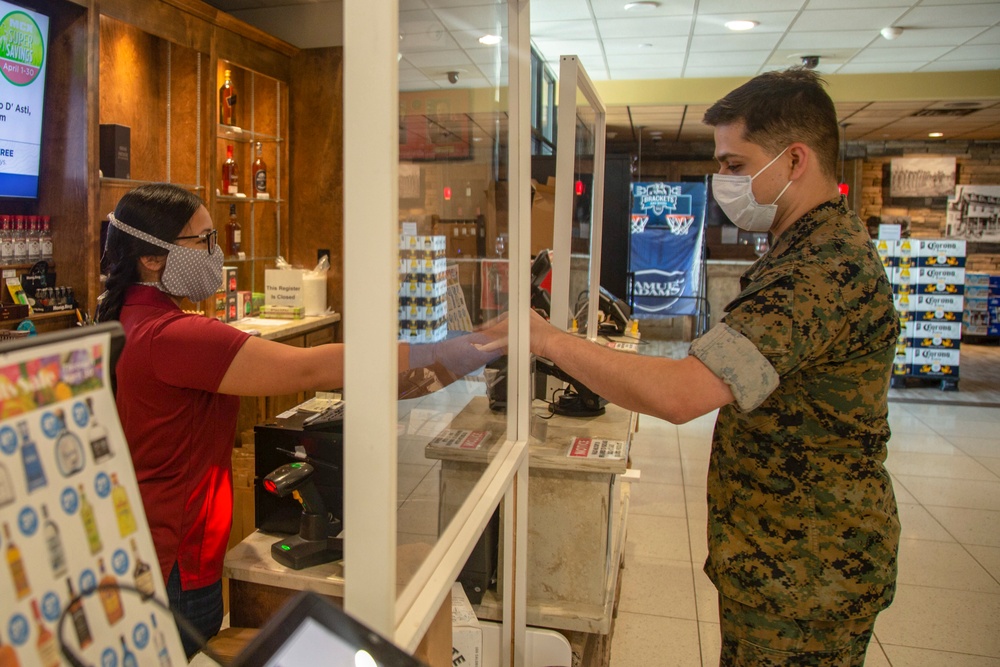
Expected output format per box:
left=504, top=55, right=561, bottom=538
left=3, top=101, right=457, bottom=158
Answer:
left=703, top=67, right=840, bottom=178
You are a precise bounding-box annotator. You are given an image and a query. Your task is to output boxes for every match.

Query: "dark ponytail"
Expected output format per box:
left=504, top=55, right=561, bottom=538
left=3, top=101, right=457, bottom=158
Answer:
left=95, top=183, right=203, bottom=322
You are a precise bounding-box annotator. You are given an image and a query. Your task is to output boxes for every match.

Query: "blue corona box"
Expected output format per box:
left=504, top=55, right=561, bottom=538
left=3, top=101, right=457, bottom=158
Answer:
left=909, top=347, right=961, bottom=379
left=913, top=239, right=966, bottom=268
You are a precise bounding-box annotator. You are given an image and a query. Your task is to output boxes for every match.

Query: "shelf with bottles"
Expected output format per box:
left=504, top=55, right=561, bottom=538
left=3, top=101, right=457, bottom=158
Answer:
left=216, top=125, right=285, bottom=144
left=99, top=177, right=205, bottom=192
left=216, top=195, right=285, bottom=204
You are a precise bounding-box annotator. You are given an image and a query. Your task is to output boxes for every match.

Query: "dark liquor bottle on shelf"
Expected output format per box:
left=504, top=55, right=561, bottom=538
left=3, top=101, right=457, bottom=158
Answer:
left=226, top=204, right=242, bottom=257
left=252, top=141, right=267, bottom=197
left=219, top=68, right=237, bottom=126
left=222, top=145, right=239, bottom=195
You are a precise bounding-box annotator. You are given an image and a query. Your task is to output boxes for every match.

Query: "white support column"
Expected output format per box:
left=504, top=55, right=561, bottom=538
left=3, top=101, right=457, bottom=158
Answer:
left=342, top=0, right=399, bottom=636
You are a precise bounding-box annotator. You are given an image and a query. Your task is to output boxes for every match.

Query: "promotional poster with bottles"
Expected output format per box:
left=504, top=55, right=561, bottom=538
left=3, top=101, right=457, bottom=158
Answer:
left=0, top=330, right=186, bottom=666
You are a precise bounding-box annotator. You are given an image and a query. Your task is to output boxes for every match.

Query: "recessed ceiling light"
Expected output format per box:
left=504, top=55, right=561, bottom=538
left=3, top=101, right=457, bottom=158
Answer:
left=624, top=2, right=659, bottom=11
left=725, top=20, right=759, bottom=31
left=928, top=132, right=944, bottom=138
left=638, top=43, right=654, bottom=49
left=478, top=34, right=502, bottom=46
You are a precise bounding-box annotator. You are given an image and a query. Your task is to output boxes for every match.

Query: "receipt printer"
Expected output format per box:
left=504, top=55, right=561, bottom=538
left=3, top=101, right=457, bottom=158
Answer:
left=254, top=421, right=344, bottom=535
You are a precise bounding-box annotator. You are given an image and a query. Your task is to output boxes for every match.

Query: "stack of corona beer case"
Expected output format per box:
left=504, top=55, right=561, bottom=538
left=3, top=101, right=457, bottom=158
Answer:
left=399, top=234, right=448, bottom=343
left=881, top=238, right=966, bottom=388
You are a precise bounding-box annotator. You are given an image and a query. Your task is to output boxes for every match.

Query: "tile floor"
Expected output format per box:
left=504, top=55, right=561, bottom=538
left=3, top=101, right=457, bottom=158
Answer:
left=609, top=354, right=1000, bottom=665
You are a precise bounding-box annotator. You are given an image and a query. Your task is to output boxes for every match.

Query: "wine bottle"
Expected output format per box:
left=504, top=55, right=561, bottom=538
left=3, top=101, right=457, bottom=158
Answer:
left=219, top=68, right=237, bottom=126
left=111, top=472, right=137, bottom=537
left=98, top=557, right=124, bottom=625
left=131, top=538, right=155, bottom=600
left=4, top=522, right=29, bottom=600
left=39, top=215, right=53, bottom=262
left=222, top=145, right=239, bottom=195
left=0, top=462, right=14, bottom=508
left=54, top=408, right=85, bottom=477
left=41, top=504, right=67, bottom=578
left=18, top=421, right=46, bottom=493
left=120, top=634, right=138, bottom=667
left=0, top=215, right=13, bottom=267
left=86, top=397, right=113, bottom=463
left=152, top=613, right=172, bottom=666
left=67, top=578, right=93, bottom=650
left=11, top=216, right=26, bottom=265
left=226, top=204, right=242, bottom=257
left=31, top=599, right=59, bottom=667
left=252, top=141, right=267, bottom=197
left=79, top=484, right=103, bottom=555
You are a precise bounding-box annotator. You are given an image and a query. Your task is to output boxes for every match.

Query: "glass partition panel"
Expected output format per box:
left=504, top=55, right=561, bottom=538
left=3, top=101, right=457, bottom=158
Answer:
left=567, top=102, right=597, bottom=332
left=394, top=0, right=511, bottom=593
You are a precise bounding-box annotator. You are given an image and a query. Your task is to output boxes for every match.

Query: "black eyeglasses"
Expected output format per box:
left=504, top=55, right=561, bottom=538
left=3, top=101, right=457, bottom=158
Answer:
left=174, top=229, right=218, bottom=254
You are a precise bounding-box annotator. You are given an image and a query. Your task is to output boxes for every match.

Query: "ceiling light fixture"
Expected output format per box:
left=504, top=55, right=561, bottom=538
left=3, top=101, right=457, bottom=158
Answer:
left=478, top=34, right=502, bottom=46
left=725, top=20, right=758, bottom=31
left=638, top=42, right=654, bottom=49
left=928, top=132, right=944, bottom=138
left=880, top=26, right=903, bottom=40
left=624, top=2, right=659, bottom=11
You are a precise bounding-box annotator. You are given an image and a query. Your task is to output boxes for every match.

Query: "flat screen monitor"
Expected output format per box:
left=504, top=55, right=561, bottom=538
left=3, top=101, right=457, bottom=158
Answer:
left=0, top=0, right=49, bottom=198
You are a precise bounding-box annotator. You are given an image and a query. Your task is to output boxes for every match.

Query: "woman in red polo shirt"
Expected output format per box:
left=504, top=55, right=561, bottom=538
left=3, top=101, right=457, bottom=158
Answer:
left=97, top=183, right=502, bottom=657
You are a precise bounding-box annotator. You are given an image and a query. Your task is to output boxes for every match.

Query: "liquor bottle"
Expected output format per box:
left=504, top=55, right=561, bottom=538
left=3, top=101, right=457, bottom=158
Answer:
left=54, top=408, right=85, bottom=477
left=12, top=216, right=27, bottom=264
left=39, top=216, right=52, bottom=261
left=111, top=473, right=137, bottom=537
left=120, top=634, right=138, bottom=667
left=18, top=422, right=46, bottom=493
left=31, top=599, right=59, bottom=667
left=0, top=462, right=13, bottom=508
left=0, top=215, right=12, bottom=266
left=226, top=204, right=242, bottom=257
left=26, top=216, right=40, bottom=262
left=41, top=504, right=67, bottom=578
left=131, top=538, right=155, bottom=600
left=98, top=558, right=124, bottom=625
left=67, top=578, right=93, bottom=650
left=151, top=614, right=172, bottom=667
left=79, top=484, right=103, bottom=555
left=4, top=522, right=30, bottom=599
left=0, top=632, right=20, bottom=667
left=86, top=397, right=113, bottom=463
left=219, top=68, right=236, bottom=126
left=252, top=141, right=267, bottom=197
left=222, top=145, right=239, bottom=195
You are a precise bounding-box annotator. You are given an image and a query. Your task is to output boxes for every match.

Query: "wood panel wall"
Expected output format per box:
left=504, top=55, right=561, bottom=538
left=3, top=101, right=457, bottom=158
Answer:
left=289, top=47, right=344, bottom=320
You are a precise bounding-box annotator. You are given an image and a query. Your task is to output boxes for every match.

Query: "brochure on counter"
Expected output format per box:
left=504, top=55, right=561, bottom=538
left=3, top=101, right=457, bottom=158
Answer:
left=0, top=328, right=187, bottom=666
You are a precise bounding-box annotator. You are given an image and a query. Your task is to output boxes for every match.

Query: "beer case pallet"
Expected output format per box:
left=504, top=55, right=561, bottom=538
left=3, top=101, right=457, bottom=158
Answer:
left=890, top=375, right=960, bottom=391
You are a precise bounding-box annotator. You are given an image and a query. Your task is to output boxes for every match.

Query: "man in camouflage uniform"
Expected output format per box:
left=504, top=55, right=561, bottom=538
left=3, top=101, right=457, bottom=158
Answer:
left=529, top=68, right=900, bottom=666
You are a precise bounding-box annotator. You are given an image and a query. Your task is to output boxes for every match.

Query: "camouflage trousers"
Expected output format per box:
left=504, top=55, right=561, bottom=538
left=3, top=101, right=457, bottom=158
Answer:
left=718, top=594, right=878, bottom=667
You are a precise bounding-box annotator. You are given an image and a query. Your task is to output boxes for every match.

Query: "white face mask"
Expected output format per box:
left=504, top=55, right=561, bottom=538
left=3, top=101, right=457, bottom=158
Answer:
left=108, top=213, right=224, bottom=302
left=713, top=147, right=793, bottom=233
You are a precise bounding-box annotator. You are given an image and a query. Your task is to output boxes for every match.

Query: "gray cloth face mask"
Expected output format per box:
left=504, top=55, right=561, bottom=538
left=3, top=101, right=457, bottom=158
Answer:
left=108, top=213, right=224, bottom=302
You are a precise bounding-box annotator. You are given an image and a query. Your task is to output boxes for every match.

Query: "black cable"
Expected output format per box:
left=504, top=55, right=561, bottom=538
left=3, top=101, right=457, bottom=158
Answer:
left=56, top=582, right=227, bottom=667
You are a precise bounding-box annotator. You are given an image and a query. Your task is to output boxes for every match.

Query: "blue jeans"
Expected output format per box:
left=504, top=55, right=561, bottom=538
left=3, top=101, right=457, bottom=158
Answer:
left=166, top=563, right=223, bottom=659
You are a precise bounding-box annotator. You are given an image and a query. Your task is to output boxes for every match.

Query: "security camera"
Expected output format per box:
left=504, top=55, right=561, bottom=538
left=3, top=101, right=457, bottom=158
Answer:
left=801, top=55, right=820, bottom=70
left=447, top=71, right=460, bottom=84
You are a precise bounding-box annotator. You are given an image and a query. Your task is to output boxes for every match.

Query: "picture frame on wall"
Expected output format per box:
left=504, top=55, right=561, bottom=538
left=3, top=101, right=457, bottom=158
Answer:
left=890, top=156, right=956, bottom=198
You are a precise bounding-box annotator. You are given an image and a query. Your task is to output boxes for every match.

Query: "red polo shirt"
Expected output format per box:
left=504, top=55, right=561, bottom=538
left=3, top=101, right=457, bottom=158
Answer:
left=116, top=285, right=250, bottom=590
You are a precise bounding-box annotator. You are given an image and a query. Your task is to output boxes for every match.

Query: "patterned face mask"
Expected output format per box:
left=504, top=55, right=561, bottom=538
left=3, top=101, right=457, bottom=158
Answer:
left=108, top=213, right=224, bottom=302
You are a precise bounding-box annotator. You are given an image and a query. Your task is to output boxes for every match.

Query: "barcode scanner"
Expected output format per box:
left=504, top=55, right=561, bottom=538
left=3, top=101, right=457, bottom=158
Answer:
left=263, top=462, right=344, bottom=569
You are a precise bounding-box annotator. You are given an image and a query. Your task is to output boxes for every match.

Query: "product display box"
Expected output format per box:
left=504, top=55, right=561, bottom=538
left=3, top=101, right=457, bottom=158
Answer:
left=224, top=265, right=239, bottom=294
left=451, top=583, right=482, bottom=667
left=99, top=123, right=131, bottom=179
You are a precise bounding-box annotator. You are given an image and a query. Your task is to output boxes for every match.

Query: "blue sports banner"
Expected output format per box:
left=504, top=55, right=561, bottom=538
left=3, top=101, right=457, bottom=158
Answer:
left=629, top=182, right=706, bottom=316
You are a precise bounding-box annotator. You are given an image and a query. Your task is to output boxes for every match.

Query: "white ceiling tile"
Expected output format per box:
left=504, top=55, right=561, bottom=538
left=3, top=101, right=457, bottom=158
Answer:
left=531, top=20, right=597, bottom=39
left=903, top=4, right=1000, bottom=28
left=835, top=61, right=923, bottom=74
left=689, top=32, right=782, bottom=52
left=685, top=49, right=771, bottom=67
left=699, top=0, right=804, bottom=12
left=694, top=11, right=797, bottom=34
left=596, top=16, right=693, bottom=38
left=865, top=27, right=984, bottom=48
left=400, top=0, right=430, bottom=10
left=967, top=26, right=1000, bottom=44
left=589, top=0, right=696, bottom=20
left=606, top=53, right=686, bottom=69
left=791, top=8, right=910, bottom=32
left=526, top=0, right=592, bottom=22
left=805, top=0, right=911, bottom=7
left=682, top=64, right=766, bottom=77
left=531, top=38, right=606, bottom=58
left=434, top=5, right=507, bottom=31
left=939, top=44, right=1000, bottom=61
left=607, top=66, right=685, bottom=79
left=778, top=30, right=876, bottom=50
left=601, top=38, right=688, bottom=55
left=850, top=46, right=954, bottom=62
left=405, top=49, right=474, bottom=68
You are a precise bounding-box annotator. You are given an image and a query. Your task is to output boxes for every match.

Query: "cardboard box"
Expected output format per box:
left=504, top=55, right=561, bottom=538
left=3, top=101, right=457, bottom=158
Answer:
left=914, top=239, right=966, bottom=258
left=451, top=583, right=482, bottom=667
left=99, top=124, right=130, bottom=179
left=226, top=293, right=238, bottom=322
left=237, top=290, right=254, bottom=318
left=224, top=266, right=239, bottom=294
left=913, top=293, right=964, bottom=313
left=531, top=178, right=556, bottom=256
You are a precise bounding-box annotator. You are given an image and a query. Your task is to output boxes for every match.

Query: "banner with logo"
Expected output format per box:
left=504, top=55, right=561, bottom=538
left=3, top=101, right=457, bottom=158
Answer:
left=629, top=182, right=706, bottom=316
